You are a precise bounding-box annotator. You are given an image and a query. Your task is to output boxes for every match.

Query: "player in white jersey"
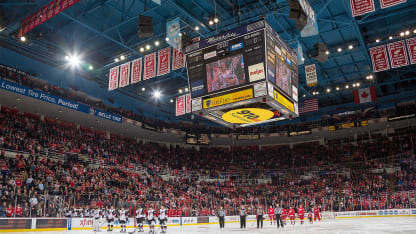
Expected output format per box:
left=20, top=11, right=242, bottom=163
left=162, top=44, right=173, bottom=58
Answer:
left=93, top=208, right=103, bottom=232
left=147, top=207, right=156, bottom=234
left=158, top=206, right=168, bottom=233
left=118, top=207, right=128, bottom=233
left=106, top=207, right=115, bottom=232
left=64, top=207, right=72, bottom=217
left=135, top=206, right=145, bottom=232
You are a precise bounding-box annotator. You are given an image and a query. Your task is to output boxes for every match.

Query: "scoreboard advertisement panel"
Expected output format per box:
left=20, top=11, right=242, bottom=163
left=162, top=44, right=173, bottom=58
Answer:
left=184, top=20, right=298, bottom=128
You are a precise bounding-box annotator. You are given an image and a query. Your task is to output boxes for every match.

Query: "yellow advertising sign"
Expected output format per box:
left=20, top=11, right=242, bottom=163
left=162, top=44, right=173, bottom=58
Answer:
left=273, top=90, right=294, bottom=112
left=222, top=108, right=274, bottom=124
left=203, top=89, right=253, bottom=109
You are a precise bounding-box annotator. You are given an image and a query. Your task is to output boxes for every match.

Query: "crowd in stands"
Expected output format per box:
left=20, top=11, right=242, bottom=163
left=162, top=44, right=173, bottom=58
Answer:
left=2, top=63, right=416, bottom=135
left=0, top=106, right=415, bottom=218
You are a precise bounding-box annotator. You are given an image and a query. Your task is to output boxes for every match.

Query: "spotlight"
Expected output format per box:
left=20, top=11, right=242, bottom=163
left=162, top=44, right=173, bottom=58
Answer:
left=179, top=89, right=183, bottom=94
left=337, top=48, right=342, bottom=52
left=153, top=90, right=161, bottom=99
left=120, top=55, right=125, bottom=60
left=185, top=87, right=189, bottom=92
left=388, top=36, right=393, bottom=40
left=326, top=88, right=331, bottom=93
left=20, top=36, right=26, bottom=42
left=375, top=39, right=380, bottom=43
left=154, top=41, right=160, bottom=46
left=214, top=18, right=219, bottom=23
left=195, top=26, right=199, bottom=31
left=405, top=30, right=410, bottom=35
left=145, top=44, right=151, bottom=50
left=68, top=55, right=80, bottom=67
left=325, top=51, right=330, bottom=55
left=348, top=45, right=353, bottom=50
left=345, top=85, right=349, bottom=89
left=336, top=87, right=340, bottom=91
left=115, top=58, right=119, bottom=62
left=209, top=20, right=214, bottom=25
left=140, top=47, right=144, bottom=52
left=400, top=32, right=405, bottom=37
left=170, top=99, right=174, bottom=103
left=88, top=65, right=94, bottom=70
left=165, top=37, right=169, bottom=41
left=141, top=87, right=146, bottom=91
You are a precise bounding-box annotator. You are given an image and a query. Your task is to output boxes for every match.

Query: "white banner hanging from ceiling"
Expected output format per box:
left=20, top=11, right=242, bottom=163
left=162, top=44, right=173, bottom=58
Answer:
left=166, top=18, right=181, bottom=50
left=119, top=62, right=131, bottom=88
left=143, top=52, right=156, bottom=80
left=157, top=47, right=171, bottom=76
left=130, top=58, right=142, bottom=84
left=108, top=66, right=119, bottom=91
left=305, top=64, right=317, bottom=87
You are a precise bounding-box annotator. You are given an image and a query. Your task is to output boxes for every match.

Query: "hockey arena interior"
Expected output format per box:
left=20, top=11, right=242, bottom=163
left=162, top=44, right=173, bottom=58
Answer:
left=0, top=0, right=416, bottom=234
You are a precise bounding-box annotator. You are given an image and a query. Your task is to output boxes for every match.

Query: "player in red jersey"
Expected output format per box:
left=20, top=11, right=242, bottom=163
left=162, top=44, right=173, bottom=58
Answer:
left=288, top=207, right=295, bottom=225
left=314, top=206, right=321, bottom=221
left=298, top=205, right=305, bottom=224
left=268, top=205, right=275, bottom=225
left=308, top=210, right=313, bottom=224
left=281, top=207, right=287, bottom=225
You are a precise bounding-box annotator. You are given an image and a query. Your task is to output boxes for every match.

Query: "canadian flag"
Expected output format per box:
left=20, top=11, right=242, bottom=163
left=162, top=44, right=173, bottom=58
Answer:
left=353, top=87, right=377, bottom=104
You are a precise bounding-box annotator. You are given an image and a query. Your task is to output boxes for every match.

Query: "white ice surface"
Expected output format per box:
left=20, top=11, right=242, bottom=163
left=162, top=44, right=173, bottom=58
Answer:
left=10, top=217, right=416, bottom=234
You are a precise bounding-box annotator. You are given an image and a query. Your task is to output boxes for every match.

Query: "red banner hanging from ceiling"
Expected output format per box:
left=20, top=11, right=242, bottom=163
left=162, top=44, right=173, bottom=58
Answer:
left=172, top=48, right=186, bottom=70
left=18, top=0, right=81, bottom=38
left=380, top=0, right=407, bottom=9
left=369, top=45, right=390, bottom=72
left=131, top=58, right=142, bottom=84
left=387, top=40, right=409, bottom=68
left=157, top=47, right=171, bottom=76
left=119, top=62, right=131, bottom=88
left=108, top=66, right=120, bottom=91
left=143, top=52, right=157, bottom=80
left=176, top=95, right=185, bottom=116
left=349, top=0, right=375, bottom=17
left=406, top=37, right=416, bottom=64
left=185, top=94, right=192, bottom=114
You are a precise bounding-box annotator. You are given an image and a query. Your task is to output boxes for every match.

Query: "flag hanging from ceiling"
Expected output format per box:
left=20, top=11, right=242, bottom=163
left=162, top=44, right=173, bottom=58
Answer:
left=353, top=87, right=377, bottom=104
left=299, top=98, right=318, bottom=114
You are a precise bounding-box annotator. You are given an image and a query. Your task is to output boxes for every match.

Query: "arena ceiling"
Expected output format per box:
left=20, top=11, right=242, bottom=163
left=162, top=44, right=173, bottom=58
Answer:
left=0, top=0, right=416, bottom=125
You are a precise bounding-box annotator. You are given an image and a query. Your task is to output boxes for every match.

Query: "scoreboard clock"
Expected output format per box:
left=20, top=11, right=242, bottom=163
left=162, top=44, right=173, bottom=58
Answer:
left=184, top=20, right=298, bottom=128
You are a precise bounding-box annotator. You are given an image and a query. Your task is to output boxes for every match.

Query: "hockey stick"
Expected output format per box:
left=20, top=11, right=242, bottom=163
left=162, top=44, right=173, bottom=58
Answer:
left=128, top=227, right=137, bottom=234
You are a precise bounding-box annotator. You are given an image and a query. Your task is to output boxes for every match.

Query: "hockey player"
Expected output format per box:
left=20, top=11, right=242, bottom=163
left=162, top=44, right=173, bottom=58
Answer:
left=135, top=206, right=145, bottom=232
left=308, top=210, right=313, bottom=224
left=158, top=205, right=168, bottom=233
left=281, top=207, right=287, bottom=225
left=288, top=207, right=295, bottom=225
left=119, top=207, right=128, bottom=233
left=93, top=208, right=103, bottom=232
left=314, top=206, right=321, bottom=222
left=106, top=206, right=115, bottom=232
left=147, top=206, right=156, bottom=234
left=298, top=205, right=305, bottom=224
left=268, top=205, right=275, bottom=225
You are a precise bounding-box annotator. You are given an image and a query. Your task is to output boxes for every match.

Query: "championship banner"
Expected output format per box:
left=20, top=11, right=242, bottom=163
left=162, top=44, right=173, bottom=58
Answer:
left=185, top=94, right=192, bottom=113
left=380, top=0, right=407, bottom=9
left=131, top=58, right=142, bottom=84
left=166, top=18, right=181, bottom=49
left=176, top=95, right=185, bottom=116
left=108, top=66, right=119, bottom=91
left=54, top=0, right=63, bottom=17
left=406, top=38, right=416, bottom=64
left=46, top=1, right=55, bottom=20
left=387, top=40, right=409, bottom=68
left=305, top=64, right=317, bottom=87
left=369, top=45, right=390, bottom=72
left=157, top=47, right=171, bottom=76
left=119, top=62, right=131, bottom=88
left=172, top=48, right=186, bottom=70
left=143, top=52, right=157, bottom=80
left=349, top=0, right=375, bottom=17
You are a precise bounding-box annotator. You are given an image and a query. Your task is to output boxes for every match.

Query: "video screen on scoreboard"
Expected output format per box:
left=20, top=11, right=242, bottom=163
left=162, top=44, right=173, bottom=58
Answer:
left=275, top=57, right=291, bottom=95
left=186, top=133, right=211, bottom=145
left=206, top=54, right=246, bottom=93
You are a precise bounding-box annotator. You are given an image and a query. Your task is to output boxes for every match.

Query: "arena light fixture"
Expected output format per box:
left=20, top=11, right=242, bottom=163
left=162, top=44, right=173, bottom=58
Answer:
left=345, top=85, right=349, bottom=89
left=179, top=32, right=182, bottom=36
left=179, top=89, right=183, bottom=94
left=389, top=36, right=393, bottom=40
left=337, top=48, right=342, bottom=52
left=141, top=87, right=146, bottom=91
left=336, top=87, right=340, bottom=91
left=209, top=20, right=214, bottom=25
left=195, top=26, right=200, bottom=31
left=88, top=65, right=94, bottom=70
left=353, top=83, right=356, bottom=87
left=145, top=44, right=151, bottom=50
left=405, top=30, right=410, bottom=36
left=326, top=88, right=331, bottom=93
left=400, top=32, right=405, bottom=37
left=325, top=51, right=330, bottom=55
left=154, top=41, right=160, bottom=46
left=356, top=83, right=360, bottom=87
left=184, top=87, right=189, bottom=92
left=120, top=55, right=125, bottom=60
left=65, top=56, right=69, bottom=60
left=153, top=90, right=161, bottom=99
left=348, top=45, right=353, bottom=50
left=140, top=47, right=145, bottom=52
left=170, top=99, right=174, bottom=103
left=375, top=39, right=380, bottom=43
left=115, top=58, right=119, bottom=62
left=414, top=29, right=416, bottom=34
left=20, top=36, right=26, bottom=42
left=214, top=17, right=219, bottom=23
left=68, top=55, right=80, bottom=67
left=302, top=94, right=306, bottom=97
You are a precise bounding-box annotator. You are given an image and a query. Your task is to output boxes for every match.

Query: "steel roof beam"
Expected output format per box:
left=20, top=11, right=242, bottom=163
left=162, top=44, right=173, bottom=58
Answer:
left=164, top=0, right=210, bottom=32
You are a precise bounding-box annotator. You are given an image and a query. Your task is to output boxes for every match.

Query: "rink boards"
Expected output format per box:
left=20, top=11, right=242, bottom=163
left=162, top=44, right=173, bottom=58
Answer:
left=0, top=209, right=415, bottom=232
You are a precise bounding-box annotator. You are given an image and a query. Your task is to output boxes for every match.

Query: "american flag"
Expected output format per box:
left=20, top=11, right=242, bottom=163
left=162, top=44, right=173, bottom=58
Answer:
left=299, top=98, right=318, bottom=114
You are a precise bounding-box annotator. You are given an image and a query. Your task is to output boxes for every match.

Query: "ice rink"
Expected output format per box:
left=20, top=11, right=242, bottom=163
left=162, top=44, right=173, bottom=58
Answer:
left=8, top=217, right=416, bottom=234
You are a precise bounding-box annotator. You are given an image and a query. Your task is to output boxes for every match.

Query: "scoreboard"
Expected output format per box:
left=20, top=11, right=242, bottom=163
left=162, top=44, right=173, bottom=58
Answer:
left=184, top=20, right=298, bottom=128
